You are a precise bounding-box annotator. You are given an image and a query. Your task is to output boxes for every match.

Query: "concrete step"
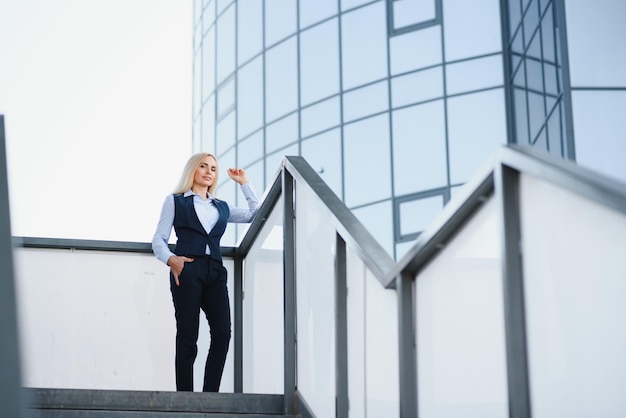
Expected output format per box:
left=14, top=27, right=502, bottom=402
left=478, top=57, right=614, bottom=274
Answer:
left=24, top=388, right=298, bottom=418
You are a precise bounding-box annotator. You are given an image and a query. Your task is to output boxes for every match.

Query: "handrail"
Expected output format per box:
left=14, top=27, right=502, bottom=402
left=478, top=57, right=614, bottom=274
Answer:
left=386, top=144, right=626, bottom=283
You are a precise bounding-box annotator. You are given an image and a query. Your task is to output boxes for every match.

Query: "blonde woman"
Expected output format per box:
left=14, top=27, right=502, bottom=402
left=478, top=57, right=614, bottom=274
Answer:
left=152, top=152, right=259, bottom=392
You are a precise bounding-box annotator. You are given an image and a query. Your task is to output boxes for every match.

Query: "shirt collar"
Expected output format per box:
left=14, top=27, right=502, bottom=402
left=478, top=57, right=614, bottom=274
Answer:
left=184, top=189, right=215, bottom=200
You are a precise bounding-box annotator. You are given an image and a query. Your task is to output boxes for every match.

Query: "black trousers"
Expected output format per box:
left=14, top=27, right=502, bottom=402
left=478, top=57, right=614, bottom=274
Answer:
left=170, top=256, right=231, bottom=392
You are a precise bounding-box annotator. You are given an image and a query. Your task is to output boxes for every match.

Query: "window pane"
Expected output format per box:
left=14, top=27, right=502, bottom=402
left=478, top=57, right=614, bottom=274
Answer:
left=237, top=0, right=263, bottom=65
left=443, top=0, right=502, bottom=61
left=540, top=3, right=555, bottom=62
left=344, top=114, right=391, bottom=207
left=514, top=88, right=529, bottom=144
left=301, top=96, right=341, bottom=138
left=217, top=77, right=235, bottom=117
left=202, top=27, right=216, bottom=100
left=508, top=0, right=522, bottom=34
left=390, top=26, right=442, bottom=76
left=266, top=113, right=299, bottom=155
left=193, top=53, right=202, bottom=114
left=238, top=130, right=263, bottom=168
left=265, top=0, right=297, bottom=47
left=573, top=91, right=626, bottom=183
left=565, top=0, right=626, bottom=86
left=340, top=0, right=371, bottom=12
left=300, top=0, right=337, bottom=28
left=392, top=101, right=448, bottom=195
left=201, top=95, right=216, bottom=151
left=216, top=5, right=235, bottom=84
left=343, top=80, right=388, bottom=122
left=393, top=0, right=436, bottom=30
left=300, top=18, right=340, bottom=106
left=341, top=2, right=388, bottom=90
left=352, top=201, right=394, bottom=257
left=399, top=195, right=444, bottom=236
left=446, top=55, right=503, bottom=96
left=217, top=0, right=233, bottom=15
left=301, top=128, right=343, bottom=200
left=237, top=56, right=264, bottom=139
left=265, top=37, right=298, bottom=123
left=447, top=89, right=506, bottom=184
left=391, top=67, right=443, bottom=108
left=528, top=91, right=545, bottom=142
left=216, top=110, right=236, bottom=154
left=265, top=143, right=299, bottom=183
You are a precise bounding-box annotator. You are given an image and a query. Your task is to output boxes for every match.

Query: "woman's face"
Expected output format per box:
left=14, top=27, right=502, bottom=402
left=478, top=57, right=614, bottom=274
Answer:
left=193, top=155, right=218, bottom=189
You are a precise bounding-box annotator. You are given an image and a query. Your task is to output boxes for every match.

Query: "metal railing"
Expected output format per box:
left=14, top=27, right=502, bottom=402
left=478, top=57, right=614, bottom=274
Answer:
left=8, top=143, right=626, bottom=417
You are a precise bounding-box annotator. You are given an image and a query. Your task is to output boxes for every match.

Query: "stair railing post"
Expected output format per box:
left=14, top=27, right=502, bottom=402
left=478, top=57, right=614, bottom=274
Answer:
left=283, top=167, right=297, bottom=414
left=0, top=115, right=26, bottom=417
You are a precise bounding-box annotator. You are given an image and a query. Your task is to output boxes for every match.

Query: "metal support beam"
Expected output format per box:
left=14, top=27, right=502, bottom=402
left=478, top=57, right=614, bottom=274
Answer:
left=397, top=272, right=418, bottom=418
left=282, top=169, right=297, bottom=415
left=335, top=234, right=349, bottom=418
left=495, top=163, right=531, bottom=418
left=0, top=115, right=25, bottom=417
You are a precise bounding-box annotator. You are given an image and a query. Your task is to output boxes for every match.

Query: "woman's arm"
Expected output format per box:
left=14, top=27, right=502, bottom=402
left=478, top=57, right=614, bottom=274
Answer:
left=226, top=168, right=260, bottom=223
left=151, top=194, right=176, bottom=264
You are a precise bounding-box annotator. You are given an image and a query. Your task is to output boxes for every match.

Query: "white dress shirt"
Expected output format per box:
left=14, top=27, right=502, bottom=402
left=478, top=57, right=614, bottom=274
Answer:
left=151, top=182, right=260, bottom=265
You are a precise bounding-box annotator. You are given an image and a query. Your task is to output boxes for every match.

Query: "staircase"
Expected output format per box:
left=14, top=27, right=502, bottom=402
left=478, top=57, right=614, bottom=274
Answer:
left=24, top=388, right=298, bottom=418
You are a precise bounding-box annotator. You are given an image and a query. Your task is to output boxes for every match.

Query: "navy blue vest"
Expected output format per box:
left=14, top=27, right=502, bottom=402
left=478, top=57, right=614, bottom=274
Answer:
left=172, top=193, right=230, bottom=261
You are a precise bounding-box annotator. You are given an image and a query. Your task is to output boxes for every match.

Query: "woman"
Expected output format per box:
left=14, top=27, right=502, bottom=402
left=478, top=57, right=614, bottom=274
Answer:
left=151, top=152, right=259, bottom=392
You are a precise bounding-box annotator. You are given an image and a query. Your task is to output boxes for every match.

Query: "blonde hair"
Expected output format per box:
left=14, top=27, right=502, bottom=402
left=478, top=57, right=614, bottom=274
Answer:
left=173, top=153, right=219, bottom=195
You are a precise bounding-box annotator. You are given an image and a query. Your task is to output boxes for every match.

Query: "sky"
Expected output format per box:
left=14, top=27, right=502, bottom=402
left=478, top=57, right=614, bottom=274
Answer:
left=0, top=0, right=193, bottom=242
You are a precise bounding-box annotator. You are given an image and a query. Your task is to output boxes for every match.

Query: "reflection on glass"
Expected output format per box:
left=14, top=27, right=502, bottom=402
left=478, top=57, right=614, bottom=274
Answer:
left=216, top=111, right=236, bottom=154
left=352, top=201, right=394, bottom=257
left=391, top=67, right=443, bottom=108
left=201, top=95, right=216, bottom=151
left=238, top=130, right=263, bottom=168
left=565, top=0, right=626, bottom=86
left=446, top=55, right=503, bottom=96
left=301, top=96, right=341, bottom=138
left=237, top=0, right=263, bottom=65
left=341, top=2, right=388, bottom=90
left=301, top=128, right=343, bottom=204
left=216, top=5, right=235, bottom=84
left=343, top=114, right=392, bottom=207
left=217, top=77, right=235, bottom=116
left=572, top=91, right=626, bottom=183
left=237, top=56, right=264, bottom=139
left=392, top=100, right=447, bottom=195
left=447, top=89, right=506, bottom=184
left=265, top=0, right=297, bottom=47
left=300, top=18, right=340, bottom=106
left=392, top=0, right=436, bottom=30
left=202, top=27, right=216, bottom=100
left=300, top=0, right=337, bottom=29
left=266, top=113, right=298, bottom=155
left=343, top=80, right=388, bottom=122
left=399, top=195, right=444, bottom=237
left=265, top=144, right=299, bottom=184
left=443, top=0, right=502, bottom=61
left=265, top=37, right=298, bottom=123
left=390, top=26, right=442, bottom=75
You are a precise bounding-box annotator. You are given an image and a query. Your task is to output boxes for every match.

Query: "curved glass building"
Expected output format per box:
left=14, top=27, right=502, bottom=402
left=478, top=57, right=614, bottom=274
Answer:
left=192, top=0, right=626, bottom=258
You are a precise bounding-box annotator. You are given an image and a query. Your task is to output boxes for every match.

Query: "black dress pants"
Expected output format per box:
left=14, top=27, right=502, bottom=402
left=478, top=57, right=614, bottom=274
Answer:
left=170, top=256, right=231, bottom=392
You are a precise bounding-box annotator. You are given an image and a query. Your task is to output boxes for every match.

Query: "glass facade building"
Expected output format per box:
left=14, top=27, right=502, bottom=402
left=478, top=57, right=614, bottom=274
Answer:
left=191, top=0, right=626, bottom=259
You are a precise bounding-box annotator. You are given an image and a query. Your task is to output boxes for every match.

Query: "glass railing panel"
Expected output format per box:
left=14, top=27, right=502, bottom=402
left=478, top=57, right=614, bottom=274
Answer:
left=346, top=245, right=399, bottom=418
left=12, top=247, right=238, bottom=392
left=363, top=253, right=400, bottom=417
left=242, top=194, right=284, bottom=394
left=295, top=183, right=336, bottom=417
left=346, top=245, right=366, bottom=418
left=414, top=196, right=508, bottom=418
left=519, top=173, right=626, bottom=417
